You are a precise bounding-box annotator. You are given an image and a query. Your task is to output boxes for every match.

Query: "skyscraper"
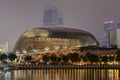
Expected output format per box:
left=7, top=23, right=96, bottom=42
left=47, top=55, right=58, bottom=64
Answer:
left=43, top=5, right=63, bottom=26
left=103, top=21, right=114, bottom=48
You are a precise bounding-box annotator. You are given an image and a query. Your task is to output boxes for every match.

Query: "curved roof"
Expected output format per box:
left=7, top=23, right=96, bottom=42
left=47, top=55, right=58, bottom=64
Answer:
left=22, top=27, right=97, bottom=39
left=34, top=27, right=91, bottom=35
left=13, top=27, right=99, bottom=53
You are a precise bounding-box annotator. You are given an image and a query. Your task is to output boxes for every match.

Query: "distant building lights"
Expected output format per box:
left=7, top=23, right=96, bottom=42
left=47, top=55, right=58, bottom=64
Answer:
left=104, top=21, right=114, bottom=24
left=109, top=21, right=114, bottom=23
left=104, top=21, right=109, bottom=24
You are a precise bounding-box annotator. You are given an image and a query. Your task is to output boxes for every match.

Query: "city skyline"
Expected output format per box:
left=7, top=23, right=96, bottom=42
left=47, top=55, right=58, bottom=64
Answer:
left=0, top=0, right=120, bottom=51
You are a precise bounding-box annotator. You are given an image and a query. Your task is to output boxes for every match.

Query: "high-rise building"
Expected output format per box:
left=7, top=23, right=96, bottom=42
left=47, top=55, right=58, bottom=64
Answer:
left=103, top=21, right=115, bottom=48
left=43, top=5, right=63, bottom=26
left=109, top=29, right=120, bottom=48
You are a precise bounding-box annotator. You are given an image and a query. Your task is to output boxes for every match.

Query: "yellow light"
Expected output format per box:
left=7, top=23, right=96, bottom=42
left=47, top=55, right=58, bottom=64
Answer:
left=0, top=48, right=5, bottom=53
left=104, top=21, right=109, bottom=24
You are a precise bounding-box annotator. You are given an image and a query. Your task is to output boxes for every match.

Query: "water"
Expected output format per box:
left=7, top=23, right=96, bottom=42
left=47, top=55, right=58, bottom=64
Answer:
left=1, top=69, right=120, bottom=80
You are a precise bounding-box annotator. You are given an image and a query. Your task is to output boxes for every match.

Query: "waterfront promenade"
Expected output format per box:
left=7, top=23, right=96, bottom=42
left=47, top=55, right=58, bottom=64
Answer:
left=1, top=64, right=120, bottom=80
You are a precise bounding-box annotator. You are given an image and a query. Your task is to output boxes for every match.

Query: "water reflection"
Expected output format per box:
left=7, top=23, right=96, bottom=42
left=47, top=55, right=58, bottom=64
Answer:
left=1, top=69, right=120, bottom=80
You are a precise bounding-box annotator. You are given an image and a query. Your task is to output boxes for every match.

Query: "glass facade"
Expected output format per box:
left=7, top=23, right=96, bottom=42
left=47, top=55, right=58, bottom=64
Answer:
left=43, top=5, right=63, bottom=26
left=13, top=27, right=99, bottom=53
left=103, top=21, right=114, bottom=48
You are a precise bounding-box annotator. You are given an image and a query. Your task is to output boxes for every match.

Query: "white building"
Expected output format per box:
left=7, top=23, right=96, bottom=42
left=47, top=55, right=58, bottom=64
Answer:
left=110, top=29, right=120, bottom=48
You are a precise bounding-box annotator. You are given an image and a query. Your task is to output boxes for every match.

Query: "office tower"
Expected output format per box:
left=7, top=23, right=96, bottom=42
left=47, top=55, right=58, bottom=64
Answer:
left=43, top=5, right=63, bottom=26
left=103, top=21, right=114, bottom=48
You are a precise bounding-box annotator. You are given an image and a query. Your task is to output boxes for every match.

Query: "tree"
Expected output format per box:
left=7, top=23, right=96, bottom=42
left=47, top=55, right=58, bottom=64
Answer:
left=50, top=54, right=58, bottom=63
left=8, top=53, right=17, bottom=62
left=42, top=54, right=50, bottom=63
left=24, top=55, right=32, bottom=63
left=68, top=53, right=80, bottom=64
left=116, top=49, right=120, bottom=64
left=101, top=56, right=108, bottom=64
left=86, top=52, right=99, bottom=64
left=81, top=55, right=88, bottom=62
left=116, top=54, right=120, bottom=64
left=57, top=56, right=61, bottom=63
left=108, top=56, right=114, bottom=63
left=61, top=55, right=69, bottom=64
left=0, top=53, right=7, bottom=63
left=116, top=49, right=120, bottom=55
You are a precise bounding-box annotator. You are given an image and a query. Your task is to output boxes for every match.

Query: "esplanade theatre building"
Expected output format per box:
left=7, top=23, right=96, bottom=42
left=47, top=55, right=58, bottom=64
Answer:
left=13, top=27, right=99, bottom=53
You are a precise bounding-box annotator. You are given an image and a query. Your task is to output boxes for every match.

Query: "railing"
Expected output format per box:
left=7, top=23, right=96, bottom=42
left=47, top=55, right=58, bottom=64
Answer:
left=1, top=64, right=120, bottom=70
left=17, top=64, right=120, bottom=70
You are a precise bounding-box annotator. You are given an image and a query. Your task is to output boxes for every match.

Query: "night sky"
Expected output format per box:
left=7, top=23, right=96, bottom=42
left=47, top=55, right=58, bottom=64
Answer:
left=0, top=0, right=120, bottom=51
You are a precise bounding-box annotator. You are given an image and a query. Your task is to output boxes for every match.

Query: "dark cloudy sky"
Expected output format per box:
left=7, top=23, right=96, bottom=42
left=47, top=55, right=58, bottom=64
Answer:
left=0, top=0, right=120, bottom=51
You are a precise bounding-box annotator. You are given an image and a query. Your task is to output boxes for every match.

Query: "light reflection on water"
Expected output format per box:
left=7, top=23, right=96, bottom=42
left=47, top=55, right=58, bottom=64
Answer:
left=1, top=69, right=120, bottom=80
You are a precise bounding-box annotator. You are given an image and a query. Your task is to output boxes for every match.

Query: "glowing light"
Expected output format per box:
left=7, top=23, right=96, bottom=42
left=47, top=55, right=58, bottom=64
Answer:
left=22, top=50, right=27, bottom=53
left=45, top=47, right=49, bottom=51
left=109, top=21, right=114, bottom=23
left=104, top=20, right=114, bottom=24
left=54, top=45, right=60, bottom=50
left=0, top=48, right=4, bottom=53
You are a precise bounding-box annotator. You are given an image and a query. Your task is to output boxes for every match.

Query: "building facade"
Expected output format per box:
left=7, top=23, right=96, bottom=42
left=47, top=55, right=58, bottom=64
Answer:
left=13, top=27, right=99, bottom=54
left=110, top=29, right=120, bottom=48
left=103, top=21, right=115, bottom=48
left=43, top=5, right=63, bottom=26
